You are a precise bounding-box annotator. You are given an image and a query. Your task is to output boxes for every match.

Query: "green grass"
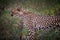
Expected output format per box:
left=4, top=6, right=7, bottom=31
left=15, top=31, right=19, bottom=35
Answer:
left=0, top=0, right=60, bottom=40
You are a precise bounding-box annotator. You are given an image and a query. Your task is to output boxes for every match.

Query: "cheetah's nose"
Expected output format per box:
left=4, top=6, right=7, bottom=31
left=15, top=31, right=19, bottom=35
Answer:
left=11, top=14, right=13, bottom=16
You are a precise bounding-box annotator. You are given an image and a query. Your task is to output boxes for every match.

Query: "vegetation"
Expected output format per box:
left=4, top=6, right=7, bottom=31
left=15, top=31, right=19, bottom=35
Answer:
left=0, top=0, right=60, bottom=40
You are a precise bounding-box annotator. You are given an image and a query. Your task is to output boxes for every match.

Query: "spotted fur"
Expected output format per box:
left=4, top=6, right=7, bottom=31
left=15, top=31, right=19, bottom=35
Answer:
left=11, top=8, right=60, bottom=40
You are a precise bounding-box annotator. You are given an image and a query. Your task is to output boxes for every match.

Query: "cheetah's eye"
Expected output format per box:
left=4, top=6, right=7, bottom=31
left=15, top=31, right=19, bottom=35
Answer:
left=17, top=8, right=20, bottom=11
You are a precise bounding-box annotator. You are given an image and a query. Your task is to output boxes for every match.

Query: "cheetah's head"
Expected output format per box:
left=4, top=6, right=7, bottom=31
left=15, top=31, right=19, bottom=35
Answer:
left=11, top=7, right=24, bottom=16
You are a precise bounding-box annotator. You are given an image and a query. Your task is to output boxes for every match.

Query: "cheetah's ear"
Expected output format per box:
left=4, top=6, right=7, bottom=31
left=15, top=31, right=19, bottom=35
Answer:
left=17, top=8, right=20, bottom=11
left=17, top=7, right=22, bottom=12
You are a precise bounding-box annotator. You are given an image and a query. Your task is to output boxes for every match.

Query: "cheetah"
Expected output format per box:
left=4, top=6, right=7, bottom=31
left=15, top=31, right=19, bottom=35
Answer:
left=11, top=7, right=60, bottom=40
